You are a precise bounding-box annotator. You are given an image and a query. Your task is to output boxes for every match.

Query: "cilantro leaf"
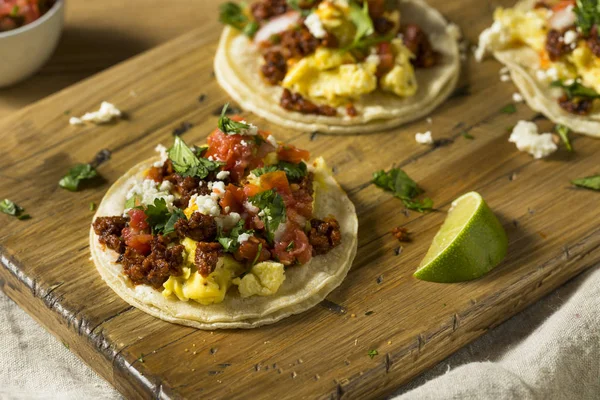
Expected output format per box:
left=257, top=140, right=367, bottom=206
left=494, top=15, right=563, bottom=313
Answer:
left=555, top=124, right=573, bottom=152
left=252, top=242, right=263, bottom=266
left=461, top=131, right=475, bottom=140
left=1, top=199, right=29, bottom=220
left=574, top=0, right=600, bottom=36
left=168, top=136, right=222, bottom=178
left=286, top=241, right=295, bottom=251
left=372, top=168, right=433, bottom=212
left=252, top=161, right=307, bottom=181
left=572, top=175, right=600, bottom=191
left=368, top=349, right=378, bottom=359
left=551, top=80, right=600, bottom=100
left=59, top=163, right=98, bottom=191
left=217, top=220, right=254, bottom=253
left=349, top=1, right=374, bottom=47
left=218, top=103, right=253, bottom=135
left=89, top=202, right=96, bottom=211
left=10, top=5, right=19, bottom=17
left=124, top=195, right=140, bottom=210
left=144, top=198, right=185, bottom=234
left=249, top=189, right=286, bottom=244
left=219, top=2, right=258, bottom=38
left=500, top=104, right=517, bottom=114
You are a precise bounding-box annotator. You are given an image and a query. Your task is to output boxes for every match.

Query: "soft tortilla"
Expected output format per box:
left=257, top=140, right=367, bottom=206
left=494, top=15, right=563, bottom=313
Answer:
left=90, top=157, right=358, bottom=329
left=490, top=0, right=600, bottom=138
left=214, top=0, right=460, bottom=134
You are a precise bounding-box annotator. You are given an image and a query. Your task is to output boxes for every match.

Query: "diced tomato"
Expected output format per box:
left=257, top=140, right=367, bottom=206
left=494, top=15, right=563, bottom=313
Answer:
left=551, top=0, right=575, bottom=12
left=260, top=171, right=291, bottom=195
left=234, top=239, right=271, bottom=264
left=244, top=183, right=261, bottom=198
left=220, top=184, right=245, bottom=214
left=122, top=227, right=152, bottom=255
left=376, top=42, right=395, bottom=77
left=128, top=209, right=149, bottom=231
left=204, top=129, right=255, bottom=182
left=273, top=228, right=312, bottom=266
left=277, top=145, right=310, bottom=164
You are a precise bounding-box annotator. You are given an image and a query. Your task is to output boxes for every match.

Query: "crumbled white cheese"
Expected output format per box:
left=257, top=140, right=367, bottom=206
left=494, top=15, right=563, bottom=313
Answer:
left=70, top=101, right=122, bottom=125
left=154, top=144, right=169, bottom=167
left=499, top=67, right=509, bottom=75
left=237, top=232, right=253, bottom=244
left=266, top=134, right=278, bottom=147
left=563, top=30, right=577, bottom=46
left=415, top=131, right=434, bottom=145
left=240, top=140, right=249, bottom=147
left=447, top=23, right=462, bottom=41
left=426, top=117, right=432, bottom=124
left=512, top=93, right=524, bottom=103
left=546, top=67, right=559, bottom=81
left=500, top=74, right=511, bottom=82
left=159, top=180, right=172, bottom=192
left=244, top=201, right=259, bottom=214
left=365, top=54, right=381, bottom=66
left=216, top=212, right=241, bottom=231
left=475, top=21, right=510, bottom=62
left=216, top=170, right=230, bottom=180
left=209, top=181, right=226, bottom=196
left=509, top=121, right=558, bottom=159
left=194, top=194, right=221, bottom=217
left=564, top=78, right=575, bottom=86
left=238, top=122, right=259, bottom=136
left=125, top=179, right=175, bottom=213
left=304, top=13, right=327, bottom=39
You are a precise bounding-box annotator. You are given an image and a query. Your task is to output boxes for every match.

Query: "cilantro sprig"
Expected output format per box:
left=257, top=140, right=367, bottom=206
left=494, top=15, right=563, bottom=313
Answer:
left=372, top=168, right=434, bottom=212
left=219, top=2, right=259, bottom=37
left=249, top=189, right=286, bottom=244
left=555, top=124, right=573, bottom=152
left=168, top=136, right=222, bottom=179
left=0, top=199, right=30, bottom=220
left=144, top=198, right=185, bottom=235
left=349, top=1, right=374, bottom=47
left=252, top=161, right=308, bottom=182
left=572, top=175, right=600, bottom=191
left=59, top=163, right=98, bottom=192
left=574, top=0, right=600, bottom=36
left=217, top=220, right=254, bottom=253
left=551, top=80, right=600, bottom=100
left=218, top=103, right=255, bottom=135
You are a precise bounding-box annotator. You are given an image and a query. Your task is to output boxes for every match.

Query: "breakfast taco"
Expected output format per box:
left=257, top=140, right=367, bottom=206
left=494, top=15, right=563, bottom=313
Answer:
left=90, top=107, right=358, bottom=329
left=476, top=0, right=600, bottom=137
left=215, top=0, right=460, bottom=134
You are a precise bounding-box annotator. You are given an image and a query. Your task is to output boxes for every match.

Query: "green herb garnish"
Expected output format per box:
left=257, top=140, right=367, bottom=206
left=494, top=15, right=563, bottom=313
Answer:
left=252, top=242, right=263, bottom=266
left=218, top=103, right=254, bottom=135
left=252, top=161, right=307, bottom=182
left=574, top=0, right=600, bottom=36
left=0, top=199, right=30, bottom=220
left=249, top=189, right=286, bottom=244
left=500, top=104, right=517, bottom=114
left=572, top=175, right=600, bottom=191
left=368, top=349, right=378, bottom=359
left=286, top=0, right=316, bottom=16
left=138, top=353, right=145, bottom=363
left=9, top=5, right=19, bottom=17
left=286, top=241, right=295, bottom=251
left=144, top=198, right=185, bottom=235
left=461, top=131, right=474, bottom=140
left=555, top=124, right=573, bottom=152
left=219, top=2, right=258, bottom=37
left=349, top=1, right=374, bottom=47
left=217, top=220, right=254, bottom=253
left=372, top=168, right=433, bottom=212
left=89, top=202, right=96, bottom=211
left=59, top=163, right=98, bottom=191
left=168, top=136, right=222, bottom=178
left=551, top=79, right=600, bottom=100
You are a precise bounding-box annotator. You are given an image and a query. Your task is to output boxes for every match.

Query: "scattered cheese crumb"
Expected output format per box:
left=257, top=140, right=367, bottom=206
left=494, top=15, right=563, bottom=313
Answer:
left=415, top=131, right=434, bottom=145
left=426, top=117, right=432, bottom=124
left=266, top=134, right=278, bottom=147
left=447, top=23, right=462, bottom=41
left=563, top=30, right=577, bottom=46
left=509, top=121, right=558, bottom=159
left=216, top=170, right=230, bottom=180
left=237, top=232, right=252, bottom=244
left=69, top=101, right=122, bottom=125
left=154, top=144, right=168, bottom=167
left=499, top=67, right=509, bottom=75
left=475, top=21, right=510, bottom=62
left=500, top=74, right=511, bottom=82
left=304, top=13, right=327, bottom=39
left=512, top=93, right=524, bottom=103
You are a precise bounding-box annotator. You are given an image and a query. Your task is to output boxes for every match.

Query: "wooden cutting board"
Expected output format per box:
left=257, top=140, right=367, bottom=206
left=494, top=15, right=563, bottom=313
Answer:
left=1, top=1, right=600, bottom=398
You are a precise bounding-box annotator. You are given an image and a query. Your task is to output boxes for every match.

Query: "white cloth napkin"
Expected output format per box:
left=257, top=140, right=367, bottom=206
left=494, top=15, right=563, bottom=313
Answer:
left=1, top=266, right=598, bottom=399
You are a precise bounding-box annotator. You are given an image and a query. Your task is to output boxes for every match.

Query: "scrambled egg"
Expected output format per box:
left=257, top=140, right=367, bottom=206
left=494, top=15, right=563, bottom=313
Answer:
left=380, top=39, right=418, bottom=97
left=232, top=261, right=286, bottom=297
left=162, top=238, right=245, bottom=305
left=492, top=8, right=548, bottom=53
left=569, top=45, right=600, bottom=93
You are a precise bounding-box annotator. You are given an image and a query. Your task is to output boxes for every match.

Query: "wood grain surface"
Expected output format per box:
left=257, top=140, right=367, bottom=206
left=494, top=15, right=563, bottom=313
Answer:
left=1, top=0, right=600, bottom=399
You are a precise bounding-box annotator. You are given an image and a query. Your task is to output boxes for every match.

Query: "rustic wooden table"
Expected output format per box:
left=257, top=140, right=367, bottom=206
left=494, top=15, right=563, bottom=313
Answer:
left=0, top=0, right=224, bottom=120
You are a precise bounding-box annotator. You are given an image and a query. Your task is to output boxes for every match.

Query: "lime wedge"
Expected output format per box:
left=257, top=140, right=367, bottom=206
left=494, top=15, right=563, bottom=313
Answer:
left=414, top=192, right=508, bottom=283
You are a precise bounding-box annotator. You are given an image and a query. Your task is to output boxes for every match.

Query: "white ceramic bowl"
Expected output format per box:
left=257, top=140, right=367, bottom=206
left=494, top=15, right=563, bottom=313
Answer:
left=0, top=0, right=64, bottom=88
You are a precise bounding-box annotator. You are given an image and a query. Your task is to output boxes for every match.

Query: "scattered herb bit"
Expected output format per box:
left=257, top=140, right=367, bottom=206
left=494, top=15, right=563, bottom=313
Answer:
left=138, top=353, right=145, bottom=363
left=168, top=136, right=222, bottom=178
left=286, top=241, right=295, bottom=251
left=9, top=5, right=19, bottom=17
left=368, top=349, right=378, bottom=359
left=249, top=189, right=286, bottom=244
left=89, top=202, right=96, bottom=211
left=286, top=0, right=315, bottom=16
left=443, top=303, right=447, bottom=307
left=172, top=121, right=194, bottom=136
left=365, top=311, right=375, bottom=316
left=372, top=168, right=433, bottom=212
left=124, top=195, right=140, bottom=210
left=573, top=0, right=600, bottom=36
left=218, top=103, right=252, bottom=135
left=218, top=220, right=254, bottom=253
left=252, top=242, right=263, bottom=266
left=348, top=1, right=374, bottom=47
left=500, top=104, right=517, bottom=114
left=376, top=275, right=384, bottom=284
left=210, top=347, right=218, bottom=355
left=64, top=110, right=71, bottom=115
left=219, top=2, right=258, bottom=37
left=198, top=94, right=207, bottom=103
left=555, top=124, right=573, bottom=151
left=91, top=149, right=112, bottom=168
left=506, top=125, right=515, bottom=133
left=572, top=175, right=600, bottom=191
left=252, top=161, right=307, bottom=182
left=59, top=163, right=98, bottom=191
left=62, top=342, right=69, bottom=349
left=1, top=199, right=30, bottom=220
left=394, top=246, right=403, bottom=256
left=551, top=79, right=600, bottom=100
left=461, top=131, right=474, bottom=140
left=144, top=198, right=186, bottom=234
left=310, top=131, right=319, bottom=141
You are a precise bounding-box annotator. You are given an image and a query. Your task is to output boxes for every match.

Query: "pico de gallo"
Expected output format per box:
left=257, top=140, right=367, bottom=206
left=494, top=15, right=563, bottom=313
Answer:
left=0, top=0, right=56, bottom=32
left=92, top=105, right=342, bottom=303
